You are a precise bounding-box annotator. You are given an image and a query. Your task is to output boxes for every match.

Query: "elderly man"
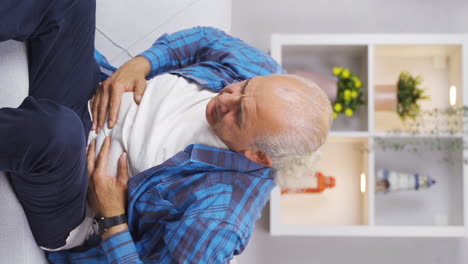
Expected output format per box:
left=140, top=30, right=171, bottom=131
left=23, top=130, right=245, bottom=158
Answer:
left=0, top=0, right=332, bottom=263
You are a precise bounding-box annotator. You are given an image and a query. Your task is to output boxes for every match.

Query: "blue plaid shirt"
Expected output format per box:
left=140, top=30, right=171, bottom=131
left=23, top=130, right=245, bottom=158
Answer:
left=48, top=27, right=283, bottom=263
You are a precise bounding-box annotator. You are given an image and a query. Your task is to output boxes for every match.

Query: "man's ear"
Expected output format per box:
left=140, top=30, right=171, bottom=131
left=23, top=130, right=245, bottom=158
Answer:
left=241, top=149, right=273, bottom=167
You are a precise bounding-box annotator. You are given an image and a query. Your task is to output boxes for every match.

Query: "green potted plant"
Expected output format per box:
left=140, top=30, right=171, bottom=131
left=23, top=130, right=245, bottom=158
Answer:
left=331, top=67, right=365, bottom=118
left=374, top=72, right=430, bottom=120
left=396, top=72, right=430, bottom=120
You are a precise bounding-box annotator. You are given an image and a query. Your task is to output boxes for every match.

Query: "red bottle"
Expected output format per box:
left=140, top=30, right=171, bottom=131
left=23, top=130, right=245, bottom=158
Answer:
left=281, top=171, right=336, bottom=194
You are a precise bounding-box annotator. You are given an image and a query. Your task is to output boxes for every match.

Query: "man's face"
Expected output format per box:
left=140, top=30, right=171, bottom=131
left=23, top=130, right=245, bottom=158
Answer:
left=205, top=76, right=285, bottom=154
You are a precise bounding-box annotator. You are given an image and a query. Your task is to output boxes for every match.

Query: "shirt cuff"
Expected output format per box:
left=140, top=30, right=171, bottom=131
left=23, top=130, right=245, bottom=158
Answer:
left=138, top=43, right=174, bottom=78
left=100, top=230, right=140, bottom=263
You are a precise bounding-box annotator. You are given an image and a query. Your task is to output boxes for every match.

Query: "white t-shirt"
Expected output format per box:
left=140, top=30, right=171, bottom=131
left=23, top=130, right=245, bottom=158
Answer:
left=89, top=73, right=227, bottom=177
left=46, top=73, right=227, bottom=251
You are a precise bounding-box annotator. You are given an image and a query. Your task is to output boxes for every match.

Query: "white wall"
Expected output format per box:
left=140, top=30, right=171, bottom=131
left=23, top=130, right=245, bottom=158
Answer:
left=95, top=0, right=231, bottom=67
left=232, top=1, right=468, bottom=264
left=231, top=0, right=468, bottom=52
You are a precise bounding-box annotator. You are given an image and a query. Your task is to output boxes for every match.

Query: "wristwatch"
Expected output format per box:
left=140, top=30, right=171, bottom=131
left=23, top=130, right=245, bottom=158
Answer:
left=93, top=214, right=128, bottom=235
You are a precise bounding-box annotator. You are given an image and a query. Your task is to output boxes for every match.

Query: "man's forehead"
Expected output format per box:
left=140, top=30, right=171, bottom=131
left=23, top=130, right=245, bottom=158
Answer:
left=250, top=77, right=288, bottom=135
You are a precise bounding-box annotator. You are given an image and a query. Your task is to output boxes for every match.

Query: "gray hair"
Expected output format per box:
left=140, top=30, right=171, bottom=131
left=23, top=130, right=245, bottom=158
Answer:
left=251, top=74, right=333, bottom=190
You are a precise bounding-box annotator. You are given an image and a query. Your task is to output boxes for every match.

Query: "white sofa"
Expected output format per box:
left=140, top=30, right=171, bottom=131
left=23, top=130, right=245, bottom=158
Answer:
left=0, top=1, right=232, bottom=263
left=0, top=40, right=48, bottom=263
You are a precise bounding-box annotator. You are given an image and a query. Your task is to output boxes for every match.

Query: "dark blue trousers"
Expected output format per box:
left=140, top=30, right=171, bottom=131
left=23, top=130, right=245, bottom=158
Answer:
left=0, top=0, right=99, bottom=249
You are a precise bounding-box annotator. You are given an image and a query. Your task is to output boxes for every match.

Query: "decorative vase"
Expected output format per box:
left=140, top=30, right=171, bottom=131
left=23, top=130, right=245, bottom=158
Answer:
left=374, top=84, right=397, bottom=111
left=292, top=70, right=337, bottom=101
left=375, top=168, right=436, bottom=193
left=281, top=171, right=336, bottom=194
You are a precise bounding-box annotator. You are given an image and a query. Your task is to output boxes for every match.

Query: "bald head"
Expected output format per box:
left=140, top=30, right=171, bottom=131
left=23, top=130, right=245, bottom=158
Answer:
left=205, top=74, right=332, bottom=172
left=251, top=74, right=333, bottom=160
left=249, top=74, right=333, bottom=189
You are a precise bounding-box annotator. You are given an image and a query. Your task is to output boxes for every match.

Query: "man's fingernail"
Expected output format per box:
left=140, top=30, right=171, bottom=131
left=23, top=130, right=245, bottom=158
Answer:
left=91, top=122, right=96, bottom=131
left=96, top=127, right=101, bottom=134
left=108, top=120, right=114, bottom=127
left=136, top=96, right=142, bottom=103
left=122, top=153, right=127, bottom=161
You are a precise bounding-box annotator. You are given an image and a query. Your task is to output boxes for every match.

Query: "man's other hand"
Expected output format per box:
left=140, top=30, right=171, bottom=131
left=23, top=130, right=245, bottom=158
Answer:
left=91, top=56, right=151, bottom=132
left=87, top=136, right=129, bottom=218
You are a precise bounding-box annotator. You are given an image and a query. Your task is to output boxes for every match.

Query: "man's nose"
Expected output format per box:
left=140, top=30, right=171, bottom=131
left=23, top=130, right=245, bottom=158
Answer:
left=218, top=93, right=241, bottom=113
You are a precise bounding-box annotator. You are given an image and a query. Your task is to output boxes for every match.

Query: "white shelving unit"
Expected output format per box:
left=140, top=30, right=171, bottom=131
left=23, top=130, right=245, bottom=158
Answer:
left=270, top=34, right=468, bottom=237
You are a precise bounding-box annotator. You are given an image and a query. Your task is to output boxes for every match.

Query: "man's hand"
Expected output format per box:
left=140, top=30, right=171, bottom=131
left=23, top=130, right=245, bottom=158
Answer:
left=91, top=56, right=151, bottom=132
left=87, top=137, right=129, bottom=218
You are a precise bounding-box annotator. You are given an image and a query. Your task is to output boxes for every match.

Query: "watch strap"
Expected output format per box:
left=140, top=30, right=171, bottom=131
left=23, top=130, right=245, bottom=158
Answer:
left=95, top=214, right=127, bottom=234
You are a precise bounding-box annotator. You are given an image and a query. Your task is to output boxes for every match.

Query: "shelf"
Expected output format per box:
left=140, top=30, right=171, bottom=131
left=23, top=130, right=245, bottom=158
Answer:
left=276, top=138, right=369, bottom=227
left=280, top=45, right=369, bottom=132
left=329, top=131, right=464, bottom=139
left=373, top=44, right=463, bottom=133
left=375, top=45, right=461, bottom=58
left=374, top=137, right=464, bottom=226
left=373, top=132, right=464, bottom=139
left=271, top=225, right=465, bottom=237
left=329, top=131, right=370, bottom=138
left=270, top=34, right=467, bottom=237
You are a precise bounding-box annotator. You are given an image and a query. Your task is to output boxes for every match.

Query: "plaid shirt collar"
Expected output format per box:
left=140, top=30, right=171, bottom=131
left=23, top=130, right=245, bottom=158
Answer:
left=185, top=144, right=273, bottom=179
